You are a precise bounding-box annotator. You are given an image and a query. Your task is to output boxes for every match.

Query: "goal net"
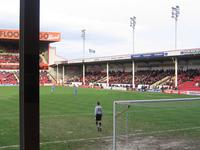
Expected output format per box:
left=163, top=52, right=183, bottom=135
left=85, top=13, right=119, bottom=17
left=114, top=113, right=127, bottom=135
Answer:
left=113, top=97, right=200, bottom=150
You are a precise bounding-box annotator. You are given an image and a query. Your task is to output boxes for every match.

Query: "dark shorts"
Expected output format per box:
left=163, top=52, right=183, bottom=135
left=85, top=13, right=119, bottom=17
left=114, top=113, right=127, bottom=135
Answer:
left=96, top=114, right=102, bottom=121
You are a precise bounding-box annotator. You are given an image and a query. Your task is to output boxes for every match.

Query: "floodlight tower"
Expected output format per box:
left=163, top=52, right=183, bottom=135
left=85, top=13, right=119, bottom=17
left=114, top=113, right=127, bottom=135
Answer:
left=81, top=29, right=86, bottom=59
left=171, top=6, right=180, bottom=88
left=130, top=16, right=136, bottom=89
left=81, top=29, right=86, bottom=85
left=130, top=16, right=136, bottom=54
left=171, top=5, right=180, bottom=49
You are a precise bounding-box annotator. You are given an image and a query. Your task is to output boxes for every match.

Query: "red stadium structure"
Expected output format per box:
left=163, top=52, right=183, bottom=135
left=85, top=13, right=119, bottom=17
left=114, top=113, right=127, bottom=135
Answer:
left=0, top=29, right=60, bottom=85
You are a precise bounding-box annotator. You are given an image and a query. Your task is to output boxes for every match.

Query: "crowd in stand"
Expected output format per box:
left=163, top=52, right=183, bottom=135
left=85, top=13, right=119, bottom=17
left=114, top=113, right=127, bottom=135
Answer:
left=0, top=52, right=200, bottom=90
left=163, top=78, right=174, bottom=89
left=0, top=70, right=52, bottom=85
left=0, top=71, right=18, bottom=85
left=85, top=71, right=106, bottom=84
left=0, top=54, right=19, bottom=63
left=40, top=70, right=52, bottom=84
left=0, top=68, right=199, bottom=89
left=1, top=49, right=19, bottom=53
left=108, top=70, right=175, bottom=87
left=135, top=70, right=174, bottom=86
left=66, top=76, right=82, bottom=83
left=0, top=47, right=53, bottom=85
left=66, top=69, right=200, bottom=90
left=194, top=76, right=200, bottom=87
left=178, top=69, right=200, bottom=85
left=109, top=71, right=131, bottom=84
left=0, top=54, right=46, bottom=65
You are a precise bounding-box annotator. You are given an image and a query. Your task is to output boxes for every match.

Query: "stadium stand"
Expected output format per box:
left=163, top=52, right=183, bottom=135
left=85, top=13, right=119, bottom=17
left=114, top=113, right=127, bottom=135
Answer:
left=109, top=71, right=132, bottom=84
left=0, top=54, right=19, bottom=63
left=85, top=71, right=106, bottom=84
left=0, top=46, right=53, bottom=85
left=0, top=51, right=52, bottom=85
left=40, top=70, right=52, bottom=84
left=177, top=69, right=200, bottom=91
left=66, top=76, right=82, bottom=83
left=64, top=68, right=200, bottom=92
left=0, top=70, right=53, bottom=85
left=107, top=70, right=175, bottom=87
left=0, top=71, right=18, bottom=85
left=64, top=68, right=200, bottom=91
left=0, top=29, right=61, bottom=85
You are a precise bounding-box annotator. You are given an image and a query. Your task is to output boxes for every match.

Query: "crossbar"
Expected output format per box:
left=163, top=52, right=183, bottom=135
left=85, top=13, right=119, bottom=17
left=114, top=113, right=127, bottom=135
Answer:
left=115, top=97, right=200, bottom=105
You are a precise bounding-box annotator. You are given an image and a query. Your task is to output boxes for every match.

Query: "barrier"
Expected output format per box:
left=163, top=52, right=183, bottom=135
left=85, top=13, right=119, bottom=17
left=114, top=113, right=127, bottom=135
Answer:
left=164, top=89, right=200, bottom=96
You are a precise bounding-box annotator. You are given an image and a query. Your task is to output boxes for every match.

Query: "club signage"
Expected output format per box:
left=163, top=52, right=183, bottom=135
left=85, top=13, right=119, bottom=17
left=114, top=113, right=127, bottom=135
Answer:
left=180, top=49, right=200, bottom=55
left=0, top=29, right=60, bottom=42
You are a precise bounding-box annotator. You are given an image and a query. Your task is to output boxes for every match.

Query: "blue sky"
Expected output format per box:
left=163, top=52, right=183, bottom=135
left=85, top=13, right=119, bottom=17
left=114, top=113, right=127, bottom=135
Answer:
left=1, top=0, right=200, bottom=59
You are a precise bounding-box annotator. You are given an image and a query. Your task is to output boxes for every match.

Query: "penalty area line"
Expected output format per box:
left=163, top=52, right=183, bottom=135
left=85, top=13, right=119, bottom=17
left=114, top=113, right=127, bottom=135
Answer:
left=0, top=136, right=112, bottom=149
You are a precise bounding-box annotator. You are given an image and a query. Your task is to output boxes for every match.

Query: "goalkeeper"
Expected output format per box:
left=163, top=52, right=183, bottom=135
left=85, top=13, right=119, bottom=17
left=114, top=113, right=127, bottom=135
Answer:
left=94, top=101, right=103, bottom=132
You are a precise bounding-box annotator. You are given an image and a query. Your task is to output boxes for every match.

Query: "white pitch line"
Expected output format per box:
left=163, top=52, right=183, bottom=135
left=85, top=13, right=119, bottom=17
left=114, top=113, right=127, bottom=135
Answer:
left=1, top=126, right=200, bottom=149
left=0, top=144, right=19, bottom=149
left=41, top=135, right=113, bottom=145
left=0, top=114, right=90, bottom=120
left=0, top=136, right=112, bottom=149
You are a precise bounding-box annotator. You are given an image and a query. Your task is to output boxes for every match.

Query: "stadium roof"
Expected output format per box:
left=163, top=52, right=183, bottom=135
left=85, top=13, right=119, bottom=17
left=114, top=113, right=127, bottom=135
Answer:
left=54, top=48, right=200, bottom=65
left=0, top=29, right=61, bottom=42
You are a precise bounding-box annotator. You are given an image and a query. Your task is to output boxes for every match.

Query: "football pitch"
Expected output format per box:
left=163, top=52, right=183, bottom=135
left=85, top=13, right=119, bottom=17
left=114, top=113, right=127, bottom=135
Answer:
left=0, top=86, right=200, bottom=150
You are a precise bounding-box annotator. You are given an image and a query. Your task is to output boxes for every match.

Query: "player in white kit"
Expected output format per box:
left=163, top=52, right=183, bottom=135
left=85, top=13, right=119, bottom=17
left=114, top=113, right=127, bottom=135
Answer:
left=94, top=101, right=103, bottom=132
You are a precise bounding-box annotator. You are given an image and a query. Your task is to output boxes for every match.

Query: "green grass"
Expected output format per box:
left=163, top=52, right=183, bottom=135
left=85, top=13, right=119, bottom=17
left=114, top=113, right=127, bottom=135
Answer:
left=0, top=86, right=199, bottom=150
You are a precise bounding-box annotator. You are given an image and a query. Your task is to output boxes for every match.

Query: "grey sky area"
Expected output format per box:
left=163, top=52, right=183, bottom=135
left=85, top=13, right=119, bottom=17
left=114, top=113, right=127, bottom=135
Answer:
left=1, top=0, right=200, bottom=59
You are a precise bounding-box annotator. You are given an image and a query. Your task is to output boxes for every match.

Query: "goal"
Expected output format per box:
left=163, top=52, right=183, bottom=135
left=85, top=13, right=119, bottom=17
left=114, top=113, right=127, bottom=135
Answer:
left=113, top=97, right=200, bottom=150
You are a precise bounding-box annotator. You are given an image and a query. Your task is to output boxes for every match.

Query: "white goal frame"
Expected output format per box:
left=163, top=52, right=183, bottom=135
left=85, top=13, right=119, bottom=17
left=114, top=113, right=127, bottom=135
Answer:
left=113, top=97, right=200, bottom=150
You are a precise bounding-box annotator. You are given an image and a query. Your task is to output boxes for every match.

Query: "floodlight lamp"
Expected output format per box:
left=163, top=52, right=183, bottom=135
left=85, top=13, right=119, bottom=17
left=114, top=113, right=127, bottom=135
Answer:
left=177, top=11, right=180, bottom=16
left=171, top=12, right=175, bottom=18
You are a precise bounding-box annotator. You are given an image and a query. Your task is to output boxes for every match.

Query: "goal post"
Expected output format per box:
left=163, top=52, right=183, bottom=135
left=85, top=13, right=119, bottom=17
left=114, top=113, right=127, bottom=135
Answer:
left=113, top=97, right=200, bottom=150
